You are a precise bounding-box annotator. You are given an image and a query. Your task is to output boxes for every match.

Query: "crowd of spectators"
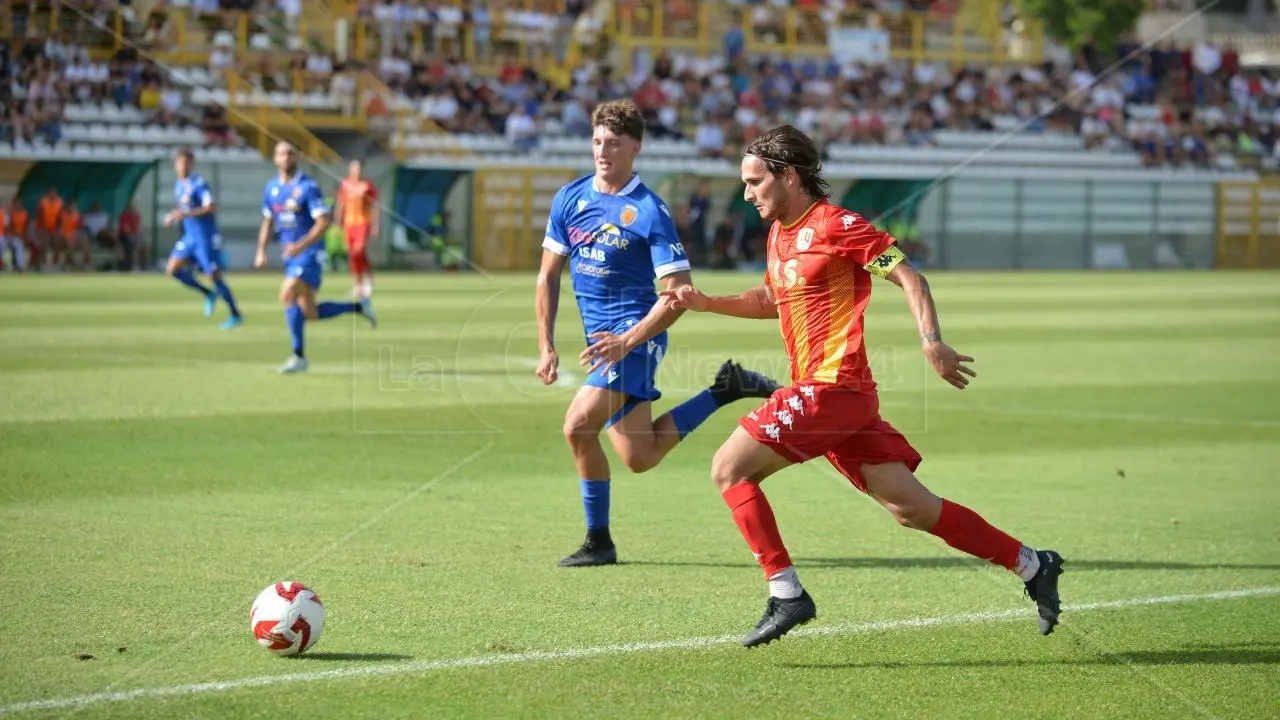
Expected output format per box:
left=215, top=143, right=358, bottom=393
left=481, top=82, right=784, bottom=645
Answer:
left=7, top=0, right=1280, bottom=170
left=0, top=35, right=70, bottom=146
left=361, top=32, right=1280, bottom=170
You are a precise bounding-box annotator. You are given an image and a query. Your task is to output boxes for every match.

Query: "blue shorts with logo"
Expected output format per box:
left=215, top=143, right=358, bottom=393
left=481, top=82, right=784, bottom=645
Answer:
left=285, top=256, right=324, bottom=290
left=584, top=328, right=667, bottom=428
left=169, top=232, right=221, bottom=274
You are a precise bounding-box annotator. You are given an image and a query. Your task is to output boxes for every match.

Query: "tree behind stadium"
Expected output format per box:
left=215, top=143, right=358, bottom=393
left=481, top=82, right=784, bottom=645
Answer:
left=1014, top=0, right=1144, bottom=55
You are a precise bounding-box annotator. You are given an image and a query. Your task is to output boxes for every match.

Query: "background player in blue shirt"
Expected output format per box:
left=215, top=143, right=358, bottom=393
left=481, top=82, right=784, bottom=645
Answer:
left=535, top=100, right=781, bottom=568
left=255, top=141, right=377, bottom=374
left=164, top=148, right=243, bottom=329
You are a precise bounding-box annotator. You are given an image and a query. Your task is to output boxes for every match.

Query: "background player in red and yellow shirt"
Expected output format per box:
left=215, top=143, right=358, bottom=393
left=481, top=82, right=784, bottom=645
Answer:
left=662, top=125, right=1063, bottom=647
left=334, top=158, right=379, bottom=300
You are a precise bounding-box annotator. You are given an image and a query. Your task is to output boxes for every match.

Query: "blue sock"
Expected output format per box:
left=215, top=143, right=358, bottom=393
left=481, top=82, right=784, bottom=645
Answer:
left=286, top=305, right=305, bottom=356
left=581, top=479, right=610, bottom=531
left=213, top=278, right=241, bottom=317
left=173, top=267, right=212, bottom=296
left=669, top=389, right=720, bottom=439
left=317, top=301, right=360, bottom=320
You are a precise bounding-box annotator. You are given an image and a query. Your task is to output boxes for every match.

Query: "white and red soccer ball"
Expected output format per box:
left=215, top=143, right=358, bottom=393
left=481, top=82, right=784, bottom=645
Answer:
left=250, top=582, right=325, bottom=656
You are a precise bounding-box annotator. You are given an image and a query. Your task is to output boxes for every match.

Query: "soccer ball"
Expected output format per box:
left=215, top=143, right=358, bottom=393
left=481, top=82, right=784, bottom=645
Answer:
left=250, top=582, right=326, bottom=656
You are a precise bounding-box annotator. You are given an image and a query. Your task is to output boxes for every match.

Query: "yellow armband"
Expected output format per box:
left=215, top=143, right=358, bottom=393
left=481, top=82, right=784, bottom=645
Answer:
left=864, top=245, right=906, bottom=279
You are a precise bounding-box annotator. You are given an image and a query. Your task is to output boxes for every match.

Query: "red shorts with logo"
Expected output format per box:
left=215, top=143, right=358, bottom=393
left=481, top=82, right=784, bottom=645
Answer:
left=739, top=383, right=922, bottom=494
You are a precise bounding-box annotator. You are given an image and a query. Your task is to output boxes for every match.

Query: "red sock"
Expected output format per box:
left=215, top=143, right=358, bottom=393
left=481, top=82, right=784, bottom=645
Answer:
left=722, top=482, right=792, bottom=576
left=929, top=499, right=1023, bottom=570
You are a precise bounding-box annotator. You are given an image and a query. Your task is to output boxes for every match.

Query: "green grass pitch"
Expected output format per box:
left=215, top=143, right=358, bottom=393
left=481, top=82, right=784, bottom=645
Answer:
left=1, top=270, right=1278, bottom=719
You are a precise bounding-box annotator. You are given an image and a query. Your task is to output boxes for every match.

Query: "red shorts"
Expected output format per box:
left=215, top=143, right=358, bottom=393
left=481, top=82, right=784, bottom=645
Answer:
left=739, top=383, right=921, bottom=493
left=344, top=224, right=371, bottom=275
left=345, top=224, right=369, bottom=252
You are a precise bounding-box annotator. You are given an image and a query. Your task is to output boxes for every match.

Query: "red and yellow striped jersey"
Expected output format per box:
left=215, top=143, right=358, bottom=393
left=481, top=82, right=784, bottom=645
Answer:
left=338, top=178, right=378, bottom=228
left=765, top=200, right=906, bottom=392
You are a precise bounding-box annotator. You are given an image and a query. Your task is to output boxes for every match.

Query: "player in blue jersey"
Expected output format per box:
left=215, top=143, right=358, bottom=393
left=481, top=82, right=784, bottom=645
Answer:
left=164, top=148, right=243, bottom=329
left=255, top=141, right=377, bottom=374
left=535, top=99, right=783, bottom=567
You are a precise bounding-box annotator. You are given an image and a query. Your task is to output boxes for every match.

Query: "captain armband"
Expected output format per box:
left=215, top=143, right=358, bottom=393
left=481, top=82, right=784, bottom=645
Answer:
left=863, top=245, right=907, bottom=279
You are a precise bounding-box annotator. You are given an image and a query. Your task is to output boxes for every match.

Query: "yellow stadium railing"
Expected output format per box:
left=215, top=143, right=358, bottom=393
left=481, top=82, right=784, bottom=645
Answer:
left=225, top=69, right=341, bottom=163
left=346, top=0, right=579, bottom=84
left=613, top=0, right=1042, bottom=69
left=1216, top=180, right=1280, bottom=269
left=357, top=70, right=465, bottom=163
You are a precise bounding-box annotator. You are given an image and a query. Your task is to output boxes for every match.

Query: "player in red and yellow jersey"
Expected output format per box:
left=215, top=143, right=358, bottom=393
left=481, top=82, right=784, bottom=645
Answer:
left=334, top=158, right=380, bottom=299
left=662, top=126, right=1063, bottom=647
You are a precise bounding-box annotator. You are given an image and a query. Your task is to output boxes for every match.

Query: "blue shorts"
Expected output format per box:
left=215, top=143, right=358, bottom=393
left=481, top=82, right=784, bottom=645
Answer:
left=285, top=257, right=323, bottom=290
left=584, top=331, right=667, bottom=428
left=170, top=233, right=222, bottom=274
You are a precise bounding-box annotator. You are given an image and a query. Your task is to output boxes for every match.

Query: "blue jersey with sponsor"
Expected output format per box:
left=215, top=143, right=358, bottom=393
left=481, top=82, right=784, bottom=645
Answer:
left=262, top=172, right=329, bottom=264
left=542, top=174, right=689, bottom=338
left=175, top=173, right=219, bottom=241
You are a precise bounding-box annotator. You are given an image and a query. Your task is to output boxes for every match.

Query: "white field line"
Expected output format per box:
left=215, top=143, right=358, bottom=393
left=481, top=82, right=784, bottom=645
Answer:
left=2, top=586, right=1276, bottom=716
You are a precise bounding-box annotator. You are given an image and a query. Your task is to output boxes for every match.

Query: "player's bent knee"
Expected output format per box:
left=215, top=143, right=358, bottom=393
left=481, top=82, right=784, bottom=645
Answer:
left=710, top=447, right=749, bottom=493
left=618, top=448, right=659, bottom=474
left=562, top=412, right=603, bottom=450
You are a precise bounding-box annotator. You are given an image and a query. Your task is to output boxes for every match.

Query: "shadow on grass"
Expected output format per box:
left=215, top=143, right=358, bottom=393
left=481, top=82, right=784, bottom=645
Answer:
left=785, top=643, right=1280, bottom=669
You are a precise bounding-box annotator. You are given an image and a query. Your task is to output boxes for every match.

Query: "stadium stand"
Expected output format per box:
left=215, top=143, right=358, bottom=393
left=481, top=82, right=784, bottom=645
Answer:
left=0, top=2, right=264, bottom=161
left=3, top=0, right=1278, bottom=174
left=1, top=0, right=1278, bottom=273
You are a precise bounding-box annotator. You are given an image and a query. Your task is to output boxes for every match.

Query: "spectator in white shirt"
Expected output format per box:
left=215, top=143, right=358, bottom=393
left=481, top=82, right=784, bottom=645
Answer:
left=305, top=52, right=334, bottom=92
left=379, top=52, right=411, bottom=86
left=330, top=64, right=359, bottom=116
left=434, top=1, right=464, bottom=49
left=209, top=46, right=235, bottom=79
left=81, top=203, right=114, bottom=249
left=423, top=91, right=459, bottom=129
left=504, top=106, right=539, bottom=151
left=695, top=117, right=725, bottom=158
left=65, top=61, right=92, bottom=103
left=153, top=83, right=188, bottom=126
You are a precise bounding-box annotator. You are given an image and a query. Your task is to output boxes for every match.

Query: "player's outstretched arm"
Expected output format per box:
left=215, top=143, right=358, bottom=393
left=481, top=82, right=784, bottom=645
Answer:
left=659, top=283, right=778, bottom=319
left=882, top=262, right=976, bottom=390
left=535, top=249, right=567, bottom=385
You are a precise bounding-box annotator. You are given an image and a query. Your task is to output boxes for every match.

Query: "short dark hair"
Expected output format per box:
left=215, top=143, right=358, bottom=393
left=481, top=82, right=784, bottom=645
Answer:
left=591, top=99, right=645, bottom=142
left=743, top=125, right=830, bottom=200
left=176, top=147, right=195, bottom=161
